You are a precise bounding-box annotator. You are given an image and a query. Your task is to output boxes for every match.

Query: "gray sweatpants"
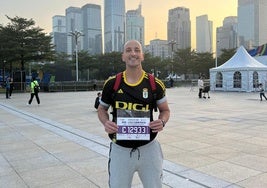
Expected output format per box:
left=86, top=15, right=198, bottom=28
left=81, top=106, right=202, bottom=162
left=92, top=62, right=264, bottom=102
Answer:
left=108, top=139, right=163, bottom=188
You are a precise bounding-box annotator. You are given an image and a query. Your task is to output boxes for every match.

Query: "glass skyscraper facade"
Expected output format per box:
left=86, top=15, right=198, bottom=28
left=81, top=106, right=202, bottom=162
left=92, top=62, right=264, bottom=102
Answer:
left=66, top=7, right=82, bottom=55
left=81, top=4, right=102, bottom=54
left=104, top=0, right=125, bottom=52
left=196, top=15, right=213, bottom=53
left=238, top=0, right=267, bottom=49
left=126, top=4, right=144, bottom=47
left=167, top=7, right=191, bottom=51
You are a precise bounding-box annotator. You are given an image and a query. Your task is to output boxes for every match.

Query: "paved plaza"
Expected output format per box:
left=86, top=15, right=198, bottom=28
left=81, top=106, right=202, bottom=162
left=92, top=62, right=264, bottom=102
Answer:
left=1, top=87, right=267, bottom=188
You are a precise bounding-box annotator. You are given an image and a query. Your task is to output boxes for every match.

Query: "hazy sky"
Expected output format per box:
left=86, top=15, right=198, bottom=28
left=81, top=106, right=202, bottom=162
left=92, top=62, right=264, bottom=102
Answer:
left=0, top=0, right=237, bottom=49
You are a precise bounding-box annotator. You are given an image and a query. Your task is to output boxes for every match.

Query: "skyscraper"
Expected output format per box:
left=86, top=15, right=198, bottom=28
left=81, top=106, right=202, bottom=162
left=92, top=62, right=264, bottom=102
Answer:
left=126, top=4, right=144, bottom=47
left=104, top=0, right=125, bottom=52
left=238, top=0, right=267, bottom=49
left=167, top=7, right=191, bottom=52
left=65, top=7, right=82, bottom=56
left=81, top=4, right=102, bottom=54
left=196, top=15, right=213, bottom=53
left=216, top=16, right=238, bottom=56
left=52, top=15, right=67, bottom=53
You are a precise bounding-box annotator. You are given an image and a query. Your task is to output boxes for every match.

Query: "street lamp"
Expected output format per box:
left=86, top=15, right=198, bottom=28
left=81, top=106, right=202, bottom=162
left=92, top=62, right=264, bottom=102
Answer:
left=215, top=40, right=219, bottom=67
left=168, top=40, right=177, bottom=62
left=69, top=30, right=83, bottom=81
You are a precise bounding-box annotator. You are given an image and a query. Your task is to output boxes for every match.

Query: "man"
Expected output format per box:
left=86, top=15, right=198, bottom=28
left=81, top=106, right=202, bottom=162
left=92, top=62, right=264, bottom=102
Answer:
left=27, top=77, right=40, bottom=105
left=98, top=40, right=170, bottom=188
left=5, top=77, right=11, bottom=99
left=198, top=76, right=204, bottom=98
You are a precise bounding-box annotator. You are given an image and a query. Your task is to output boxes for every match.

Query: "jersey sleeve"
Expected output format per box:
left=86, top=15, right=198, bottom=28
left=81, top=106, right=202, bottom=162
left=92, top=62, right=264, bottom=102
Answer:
left=155, top=77, right=167, bottom=104
left=99, top=76, right=116, bottom=108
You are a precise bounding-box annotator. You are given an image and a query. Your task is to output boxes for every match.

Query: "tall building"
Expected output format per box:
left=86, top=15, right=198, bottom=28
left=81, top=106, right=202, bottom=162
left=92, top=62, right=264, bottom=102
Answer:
left=52, top=15, right=67, bottom=53
left=238, top=0, right=267, bottom=49
left=81, top=4, right=102, bottom=54
left=65, top=7, right=82, bottom=56
left=167, top=7, right=191, bottom=53
left=126, top=4, right=144, bottom=47
left=216, top=16, right=238, bottom=56
left=196, top=15, right=213, bottom=53
left=148, top=39, right=169, bottom=60
left=104, top=0, right=125, bottom=52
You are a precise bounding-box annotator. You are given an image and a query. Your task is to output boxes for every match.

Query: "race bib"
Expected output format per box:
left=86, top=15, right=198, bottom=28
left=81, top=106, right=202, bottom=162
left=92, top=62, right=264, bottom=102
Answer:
left=116, top=109, right=150, bottom=140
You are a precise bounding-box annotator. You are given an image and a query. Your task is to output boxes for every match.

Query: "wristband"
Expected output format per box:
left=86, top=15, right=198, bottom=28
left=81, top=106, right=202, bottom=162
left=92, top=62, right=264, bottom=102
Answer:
left=160, top=119, right=166, bottom=127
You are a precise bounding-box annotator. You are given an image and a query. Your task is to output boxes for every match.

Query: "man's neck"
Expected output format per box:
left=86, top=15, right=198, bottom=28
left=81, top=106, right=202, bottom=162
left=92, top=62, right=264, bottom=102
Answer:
left=124, top=68, right=144, bottom=84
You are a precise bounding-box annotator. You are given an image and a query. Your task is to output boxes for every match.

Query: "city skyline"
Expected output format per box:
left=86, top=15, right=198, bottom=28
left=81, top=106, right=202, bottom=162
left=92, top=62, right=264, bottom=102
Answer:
left=0, top=0, right=237, bottom=50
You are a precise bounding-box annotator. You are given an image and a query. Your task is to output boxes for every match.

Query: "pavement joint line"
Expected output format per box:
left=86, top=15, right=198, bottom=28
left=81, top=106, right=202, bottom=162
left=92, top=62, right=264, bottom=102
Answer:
left=0, top=102, right=234, bottom=188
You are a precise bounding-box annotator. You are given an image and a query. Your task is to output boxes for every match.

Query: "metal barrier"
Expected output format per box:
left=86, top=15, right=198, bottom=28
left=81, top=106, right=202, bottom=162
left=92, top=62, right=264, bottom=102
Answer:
left=48, top=81, right=104, bottom=92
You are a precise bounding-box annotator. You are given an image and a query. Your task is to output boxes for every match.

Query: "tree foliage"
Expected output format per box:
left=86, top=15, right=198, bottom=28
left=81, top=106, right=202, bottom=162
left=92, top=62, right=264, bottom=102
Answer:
left=0, top=16, right=55, bottom=72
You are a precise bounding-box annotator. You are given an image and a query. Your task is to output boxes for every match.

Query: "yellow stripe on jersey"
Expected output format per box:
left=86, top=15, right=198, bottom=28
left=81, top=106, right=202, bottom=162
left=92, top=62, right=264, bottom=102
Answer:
left=103, top=75, right=116, bottom=87
left=155, top=77, right=166, bottom=90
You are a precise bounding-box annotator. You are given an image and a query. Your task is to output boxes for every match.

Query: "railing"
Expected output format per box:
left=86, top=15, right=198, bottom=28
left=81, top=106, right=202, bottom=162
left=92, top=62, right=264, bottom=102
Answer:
left=47, top=81, right=104, bottom=92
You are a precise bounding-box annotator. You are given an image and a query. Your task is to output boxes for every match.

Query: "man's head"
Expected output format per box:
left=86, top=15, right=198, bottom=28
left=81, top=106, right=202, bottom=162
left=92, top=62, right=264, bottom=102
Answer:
left=122, top=40, right=144, bottom=68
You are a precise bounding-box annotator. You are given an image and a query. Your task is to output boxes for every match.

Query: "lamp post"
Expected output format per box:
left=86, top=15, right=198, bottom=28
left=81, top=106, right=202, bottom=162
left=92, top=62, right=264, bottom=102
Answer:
left=69, top=30, right=83, bottom=81
left=168, top=40, right=176, bottom=76
left=215, top=40, right=219, bottom=67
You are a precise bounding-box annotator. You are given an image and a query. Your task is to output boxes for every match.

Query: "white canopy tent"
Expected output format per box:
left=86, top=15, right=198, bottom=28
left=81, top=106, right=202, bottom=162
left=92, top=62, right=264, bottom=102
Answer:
left=210, top=46, right=267, bottom=92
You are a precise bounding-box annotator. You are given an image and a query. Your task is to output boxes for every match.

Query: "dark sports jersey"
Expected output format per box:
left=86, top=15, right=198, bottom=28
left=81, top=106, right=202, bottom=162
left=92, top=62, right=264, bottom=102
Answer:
left=100, top=71, right=166, bottom=148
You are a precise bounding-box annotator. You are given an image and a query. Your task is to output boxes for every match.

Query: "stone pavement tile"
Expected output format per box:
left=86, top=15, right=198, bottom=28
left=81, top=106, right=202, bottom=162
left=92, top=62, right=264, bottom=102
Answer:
left=0, top=126, right=28, bottom=146
left=167, top=139, right=212, bottom=151
left=0, top=139, right=39, bottom=153
left=227, top=154, right=267, bottom=171
left=8, top=152, right=64, bottom=173
left=2, top=147, right=48, bottom=162
left=52, top=147, right=101, bottom=163
left=68, top=156, right=108, bottom=176
left=20, top=165, right=82, bottom=187
left=167, top=151, right=219, bottom=169
left=39, top=141, right=86, bottom=154
left=221, top=140, right=267, bottom=154
left=238, top=172, right=267, bottom=188
left=196, top=161, right=261, bottom=183
left=0, top=173, right=28, bottom=188
left=0, top=154, right=14, bottom=177
left=242, top=137, right=267, bottom=147
left=193, top=146, right=240, bottom=161
left=30, top=133, right=70, bottom=147
left=161, top=144, right=187, bottom=157
left=40, top=176, right=100, bottom=188
left=180, top=169, right=235, bottom=188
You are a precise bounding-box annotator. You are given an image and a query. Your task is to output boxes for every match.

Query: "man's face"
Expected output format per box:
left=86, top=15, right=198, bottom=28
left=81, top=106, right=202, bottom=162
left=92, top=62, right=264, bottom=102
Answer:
left=122, top=41, right=144, bottom=67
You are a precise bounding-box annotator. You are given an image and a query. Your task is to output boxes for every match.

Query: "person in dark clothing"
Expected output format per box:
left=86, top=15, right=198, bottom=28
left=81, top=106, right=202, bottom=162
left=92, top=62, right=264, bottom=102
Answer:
left=94, top=92, right=101, bottom=109
left=98, top=40, right=170, bottom=188
left=9, top=77, right=14, bottom=97
left=5, top=77, right=11, bottom=99
left=28, top=77, right=40, bottom=105
left=258, top=83, right=267, bottom=101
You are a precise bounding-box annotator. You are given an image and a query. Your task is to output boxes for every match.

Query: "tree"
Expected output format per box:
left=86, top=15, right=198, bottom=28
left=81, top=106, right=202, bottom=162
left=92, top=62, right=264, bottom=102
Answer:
left=0, top=16, right=55, bottom=73
left=218, top=48, right=237, bottom=67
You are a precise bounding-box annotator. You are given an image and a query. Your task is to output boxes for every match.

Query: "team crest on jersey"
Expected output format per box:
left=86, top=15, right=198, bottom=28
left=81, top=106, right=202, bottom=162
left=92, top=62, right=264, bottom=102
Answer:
left=143, top=88, right=148, bottom=99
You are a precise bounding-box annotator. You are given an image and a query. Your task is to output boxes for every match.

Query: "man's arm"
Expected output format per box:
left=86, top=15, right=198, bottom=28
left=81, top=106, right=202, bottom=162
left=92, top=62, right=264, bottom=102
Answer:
left=97, top=105, right=118, bottom=134
left=149, top=100, right=170, bottom=133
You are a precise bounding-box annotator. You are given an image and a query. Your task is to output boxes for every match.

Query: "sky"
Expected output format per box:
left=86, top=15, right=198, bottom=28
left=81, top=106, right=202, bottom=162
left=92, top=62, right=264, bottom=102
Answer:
left=0, top=0, right=237, bottom=50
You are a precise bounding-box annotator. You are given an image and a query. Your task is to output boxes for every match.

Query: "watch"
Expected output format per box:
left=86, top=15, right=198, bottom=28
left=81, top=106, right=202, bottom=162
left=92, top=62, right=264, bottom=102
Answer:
left=160, top=119, right=166, bottom=127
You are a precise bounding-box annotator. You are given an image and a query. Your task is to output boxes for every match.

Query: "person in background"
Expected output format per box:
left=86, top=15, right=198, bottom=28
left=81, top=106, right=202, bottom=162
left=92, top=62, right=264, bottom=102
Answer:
left=27, top=77, right=40, bottom=105
left=9, top=77, right=14, bottom=98
left=94, top=92, right=101, bottom=110
left=5, top=77, right=11, bottom=99
left=198, top=76, right=204, bottom=98
left=258, top=83, right=267, bottom=101
left=98, top=40, right=170, bottom=188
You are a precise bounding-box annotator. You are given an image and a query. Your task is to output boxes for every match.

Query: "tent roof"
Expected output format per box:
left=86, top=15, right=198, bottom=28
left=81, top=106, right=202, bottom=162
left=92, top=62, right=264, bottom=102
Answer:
left=211, top=46, right=267, bottom=71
